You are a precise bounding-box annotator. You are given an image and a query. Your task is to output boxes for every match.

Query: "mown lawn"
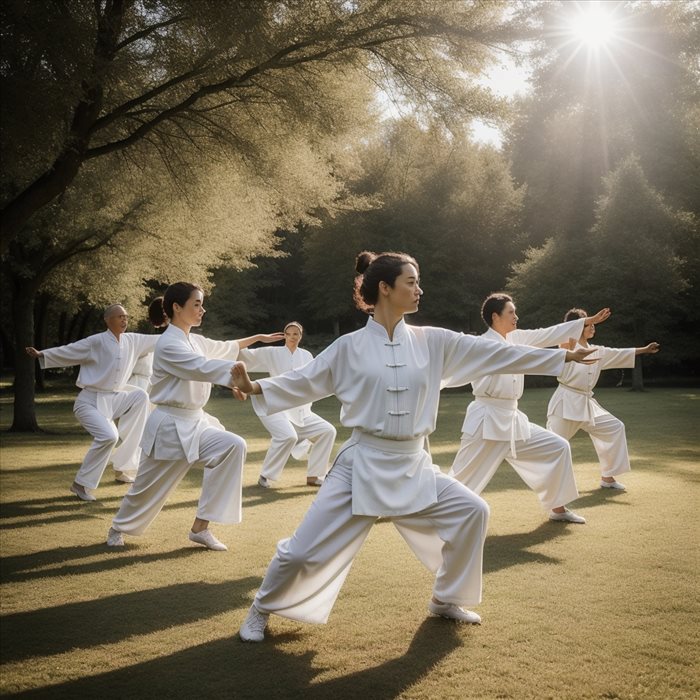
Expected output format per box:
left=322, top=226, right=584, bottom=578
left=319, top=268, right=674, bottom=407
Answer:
left=0, top=384, right=698, bottom=699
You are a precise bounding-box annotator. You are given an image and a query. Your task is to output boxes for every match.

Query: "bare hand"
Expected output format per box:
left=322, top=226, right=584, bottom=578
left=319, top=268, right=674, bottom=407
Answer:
left=586, top=308, right=611, bottom=325
left=259, top=332, right=285, bottom=344
left=25, top=347, right=42, bottom=358
left=230, top=361, right=255, bottom=394
left=565, top=347, right=598, bottom=364
left=644, top=342, right=660, bottom=354
left=232, top=387, right=248, bottom=401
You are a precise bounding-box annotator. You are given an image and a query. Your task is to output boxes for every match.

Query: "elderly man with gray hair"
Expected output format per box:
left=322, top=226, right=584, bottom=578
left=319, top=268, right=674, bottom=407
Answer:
left=26, top=304, right=158, bottom=501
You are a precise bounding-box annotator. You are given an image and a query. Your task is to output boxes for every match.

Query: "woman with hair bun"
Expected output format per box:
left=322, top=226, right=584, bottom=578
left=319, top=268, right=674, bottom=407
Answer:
left=238, top=321, right=336, bottom=488
left=546, top=307, right=660, bottom=491
left=126, top=298, right=171, bottom=393
left=107, top=282, right=284, bottom=551
left=233, top=251, right=595, bottom=642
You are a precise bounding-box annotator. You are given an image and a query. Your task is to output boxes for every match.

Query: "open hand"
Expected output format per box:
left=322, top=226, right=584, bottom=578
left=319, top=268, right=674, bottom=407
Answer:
left=25, top=347, right=42, bottom=358
left=230, top=361, right=255, bottom=394
left=587, top=308, right=611, bottom=325
left=565, top=347, right=598, bottom=364
left=259, top=332, right=285, bottom=344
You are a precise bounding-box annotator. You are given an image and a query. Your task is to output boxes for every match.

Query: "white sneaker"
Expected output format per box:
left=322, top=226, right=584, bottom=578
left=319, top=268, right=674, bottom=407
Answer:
left=291, top=440, right=311, bottom=461
left=107, top=527, right=124, bottom=547
left=549, top=508, right=586, bottom=524
left=239, top=605, right=269, bottom=642
left=70, top=484, right=96, bottom=502
left=428, top=601, right=481, bottom=624
left=189, top=529, right=228, bottom=551
left=114, top=471, right=136, bottom=483
left=600, top=480, right=626, bottom=490
left=257, top=475, right=271, bottom=489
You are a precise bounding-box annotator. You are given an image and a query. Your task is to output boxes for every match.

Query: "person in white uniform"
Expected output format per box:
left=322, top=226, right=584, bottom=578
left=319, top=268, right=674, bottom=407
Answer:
left=238, top=321, right=336, bottom=488
left=26, top=304, right=159, bottom=501
left=547, top=307, right=660, bottom=491
left=107, top=282, right=284, bottom=551
left=232, top=252, right=595, bottom=642
left=448, top=293, right=611, bottom=524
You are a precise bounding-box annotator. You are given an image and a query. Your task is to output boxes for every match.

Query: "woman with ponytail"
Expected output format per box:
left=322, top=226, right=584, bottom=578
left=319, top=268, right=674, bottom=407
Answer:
left=234, top=252, right=595, bottom=642
left=107, top=282, right=283, bottom=551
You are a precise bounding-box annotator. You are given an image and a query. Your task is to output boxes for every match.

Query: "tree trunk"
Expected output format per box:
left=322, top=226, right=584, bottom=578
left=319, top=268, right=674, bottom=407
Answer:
left=10, top=278, right=41, bottom=431
left=34, top=292, right=50, bottom=392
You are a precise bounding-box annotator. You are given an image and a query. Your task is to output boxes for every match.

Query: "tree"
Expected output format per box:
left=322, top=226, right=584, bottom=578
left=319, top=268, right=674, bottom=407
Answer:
left=2, top=0, right=522, bottom=430
left=302, top=118, right=525, bottom=332
left=509, top=156, right=692, bottom=390
left=508, top=0, right=700, bottom=246
left=1, top=0, right=515, bottom=250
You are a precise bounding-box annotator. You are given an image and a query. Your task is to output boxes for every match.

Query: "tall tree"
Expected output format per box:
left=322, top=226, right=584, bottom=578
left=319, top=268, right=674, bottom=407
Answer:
left=1, top=0, right=515, bottom=250
left=2, top=0, right=521, bottom=430
left=509, top=156, right=692, bottom=390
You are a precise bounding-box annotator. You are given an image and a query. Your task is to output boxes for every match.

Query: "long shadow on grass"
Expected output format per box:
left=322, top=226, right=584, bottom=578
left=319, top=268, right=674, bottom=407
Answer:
left=0, top=578, right=259, bottom=664
left=1, top=543, right=204, bottom=584
left=483, top=522, right=574, bottom=572
left=4, top=617, right=462, bottom=699
left=0, top=494, right=125, bottom=530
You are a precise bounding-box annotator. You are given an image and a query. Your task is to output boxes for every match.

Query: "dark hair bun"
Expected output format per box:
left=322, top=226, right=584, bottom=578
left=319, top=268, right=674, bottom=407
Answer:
left=355, top=251, right=376, bottom=275
left=148, top=296, right=167, bottom=327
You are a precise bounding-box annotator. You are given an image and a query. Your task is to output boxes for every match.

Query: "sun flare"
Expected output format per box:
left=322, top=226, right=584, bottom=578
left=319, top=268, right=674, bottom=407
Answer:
left=567, top=1, right=618, bottom=48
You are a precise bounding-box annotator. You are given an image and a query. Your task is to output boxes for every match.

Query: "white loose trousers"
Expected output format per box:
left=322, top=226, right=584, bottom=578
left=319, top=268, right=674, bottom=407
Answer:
left=73, top=388, right=149, bottom=489
left=112, top=425, right=246, bottom=536
left=254, top=438, right=490, bottom=624
left=449, top=422, right=578, bottom=511
left=258, top=411, right=336, bottom=481
left=547, top=413, right=630, bottom=478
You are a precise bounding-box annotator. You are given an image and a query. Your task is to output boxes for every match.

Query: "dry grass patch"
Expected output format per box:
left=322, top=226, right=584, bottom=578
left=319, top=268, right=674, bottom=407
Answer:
left=1, top=386, right=698, bottom=699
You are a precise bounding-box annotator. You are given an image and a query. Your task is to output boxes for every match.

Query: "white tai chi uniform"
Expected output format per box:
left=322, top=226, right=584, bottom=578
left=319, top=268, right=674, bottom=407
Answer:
left=128, top=353, right=153, bottom=392
left=448, top=319, right=586, bottom=511
left=547, top=343, right=636, bottom=478
left=39, top=331, right=158, bottom=489
left=111, top=325, right=245, bottom=536
left=250, top=317, right=568, bottom=624
left=238, top=346, right=336, bottom=481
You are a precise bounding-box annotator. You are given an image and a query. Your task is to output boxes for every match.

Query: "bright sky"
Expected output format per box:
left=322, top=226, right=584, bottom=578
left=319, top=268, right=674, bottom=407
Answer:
left=471, top=55, right=533, bottom=148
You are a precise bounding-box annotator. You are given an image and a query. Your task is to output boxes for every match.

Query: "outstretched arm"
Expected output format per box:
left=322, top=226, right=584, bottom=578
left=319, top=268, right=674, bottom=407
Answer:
left=636, top=342, right=660, bottom=355
left=236, top=332, right=285, bottom=349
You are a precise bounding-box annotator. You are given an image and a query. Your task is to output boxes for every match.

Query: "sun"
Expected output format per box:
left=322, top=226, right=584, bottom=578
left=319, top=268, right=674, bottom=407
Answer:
left=566, top=1, right=618, bottom=48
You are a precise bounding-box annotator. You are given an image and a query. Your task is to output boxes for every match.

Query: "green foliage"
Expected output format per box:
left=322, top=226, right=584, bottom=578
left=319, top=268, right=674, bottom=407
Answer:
left=301, top=118, right=525, bottom=331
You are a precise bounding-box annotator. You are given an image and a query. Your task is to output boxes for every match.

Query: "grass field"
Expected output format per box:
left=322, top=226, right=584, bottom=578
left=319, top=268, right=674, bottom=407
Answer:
left=0, top=384, right=698, bottom=699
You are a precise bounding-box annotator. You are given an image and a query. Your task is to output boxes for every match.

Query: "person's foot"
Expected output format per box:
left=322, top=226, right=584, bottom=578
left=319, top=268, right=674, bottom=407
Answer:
left=306, top=477, right=323, bottom=487
left=189, top=529, right=228, bottom=551
left=428, top=600, right=481, bottom=624
left=600, top=479, right=626, bottom=490
left=258, top=475, right=271, bottom=489
left=291, top=440, right=311, bottom=461
left=549, top=508, right=586, bottom=524
left=114, top=471, right=136, bottom=483
left=239, top=605, right=269, bottom=642
left=107, top=527, right=124, bottom=547
left=70, top=483, right=96, bottom=502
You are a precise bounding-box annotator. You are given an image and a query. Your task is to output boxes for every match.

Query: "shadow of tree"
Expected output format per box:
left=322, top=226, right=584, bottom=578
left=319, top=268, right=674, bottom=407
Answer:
left=4, top=617, right=464, bottom=699
left=1, top=544, right=204, bottom=584
left=0, top=578, right=259, bottom=664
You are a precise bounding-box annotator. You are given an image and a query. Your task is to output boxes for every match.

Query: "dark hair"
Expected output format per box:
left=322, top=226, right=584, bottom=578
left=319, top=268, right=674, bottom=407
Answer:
left=148, top=297, right=167, bottom=327
left=481, top=293, right=513, bottom=327
left=353, top=251, right=419, bottom=313
left=564, top=308, right=587, bottom=322
left=149, top=282, right=203, bottom=326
